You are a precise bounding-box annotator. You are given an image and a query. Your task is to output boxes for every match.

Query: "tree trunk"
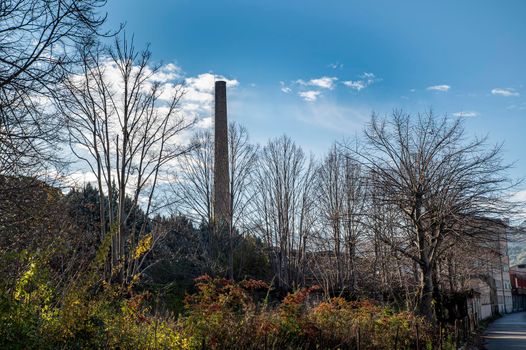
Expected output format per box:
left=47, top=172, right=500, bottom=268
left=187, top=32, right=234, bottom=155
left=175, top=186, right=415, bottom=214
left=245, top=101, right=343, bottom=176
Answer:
left=418, top=260, right=435, bottom=322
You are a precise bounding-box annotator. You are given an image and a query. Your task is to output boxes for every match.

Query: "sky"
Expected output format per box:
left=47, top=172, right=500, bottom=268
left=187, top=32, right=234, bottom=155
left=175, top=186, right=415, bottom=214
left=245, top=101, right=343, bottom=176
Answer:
left=101, top=0, right=526, bottom=193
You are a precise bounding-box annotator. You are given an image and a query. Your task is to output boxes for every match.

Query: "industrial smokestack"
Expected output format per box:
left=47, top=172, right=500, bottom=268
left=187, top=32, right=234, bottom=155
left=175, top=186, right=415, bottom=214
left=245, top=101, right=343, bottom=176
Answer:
left=213, top=81, right=230, bottom=228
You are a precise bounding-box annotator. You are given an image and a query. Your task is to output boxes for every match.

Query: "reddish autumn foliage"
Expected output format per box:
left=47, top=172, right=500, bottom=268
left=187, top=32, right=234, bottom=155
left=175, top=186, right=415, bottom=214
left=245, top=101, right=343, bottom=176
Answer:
left=181, top=276, right=442, bottom=349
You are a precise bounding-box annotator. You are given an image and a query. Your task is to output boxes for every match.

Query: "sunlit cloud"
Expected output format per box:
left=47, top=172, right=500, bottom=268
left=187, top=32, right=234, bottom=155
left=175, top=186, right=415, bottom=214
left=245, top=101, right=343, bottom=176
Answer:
left=344, top=80, right=366, bottom=91
left=427, top=85, right=450, bottom=92
left=491, top=88, right=519, bottom=97
left=343, top=72, right=379, bottom=91
left=298, top=90, right=321, bottom=102
left=453, top=111, right=479, bottom=117
left=297, top=76, right=338, bottom=90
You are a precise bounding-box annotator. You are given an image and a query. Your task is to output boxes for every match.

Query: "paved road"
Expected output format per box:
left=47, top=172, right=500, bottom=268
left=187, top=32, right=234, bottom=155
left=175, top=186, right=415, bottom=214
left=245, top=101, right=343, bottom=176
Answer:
left=482, top=312, right=526, bottom=349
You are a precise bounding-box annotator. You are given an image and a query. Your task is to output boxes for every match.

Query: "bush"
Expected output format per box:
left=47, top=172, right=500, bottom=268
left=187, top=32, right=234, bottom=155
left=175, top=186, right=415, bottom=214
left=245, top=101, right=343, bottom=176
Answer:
left=0, top=262, right=451, bottom=349
left=182, top=276, right=449, bottom=350
left=0, top=255, right=196, bottom=350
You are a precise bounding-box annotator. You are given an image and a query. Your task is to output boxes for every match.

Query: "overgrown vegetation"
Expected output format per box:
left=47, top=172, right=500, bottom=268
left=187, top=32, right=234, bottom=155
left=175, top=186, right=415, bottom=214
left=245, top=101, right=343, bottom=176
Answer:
left=1, top=266, right=454, bottom=349
left=0, top=256, right=196, bottom=349
left=0, top=0, right=522, bottom=348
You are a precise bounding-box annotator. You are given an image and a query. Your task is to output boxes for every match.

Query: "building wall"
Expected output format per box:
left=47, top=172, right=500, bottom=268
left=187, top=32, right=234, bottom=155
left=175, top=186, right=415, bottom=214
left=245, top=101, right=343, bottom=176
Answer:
left=469, top=278, right=494, bottom=320
left=468, top=221, right=513, bottom=318
left=493, top=225, right=513, bottom=313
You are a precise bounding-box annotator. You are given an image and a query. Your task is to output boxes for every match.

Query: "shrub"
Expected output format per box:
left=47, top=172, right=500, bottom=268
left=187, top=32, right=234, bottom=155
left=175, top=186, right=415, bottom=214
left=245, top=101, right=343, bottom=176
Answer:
left=1, top=265, right=451, bottom=350
left=182, top=276, right=449, bottom=350
left=0, top=255, right=196, bottom=349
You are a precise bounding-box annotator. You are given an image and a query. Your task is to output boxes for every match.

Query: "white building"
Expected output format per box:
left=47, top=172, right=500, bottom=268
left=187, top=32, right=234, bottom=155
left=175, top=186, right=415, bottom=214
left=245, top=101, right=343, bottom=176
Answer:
left=468, top=219, right=513, bottom=319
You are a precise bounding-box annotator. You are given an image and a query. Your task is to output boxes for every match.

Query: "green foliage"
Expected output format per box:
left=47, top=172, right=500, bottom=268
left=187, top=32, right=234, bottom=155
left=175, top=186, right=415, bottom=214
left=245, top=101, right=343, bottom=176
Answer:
left=0, top=181, right=454, bottom=349
left=0, top=252, right=196, bottom=350
left=234, top=234, right=272, bottom=281
left=0, top=257, right=455, bottom=349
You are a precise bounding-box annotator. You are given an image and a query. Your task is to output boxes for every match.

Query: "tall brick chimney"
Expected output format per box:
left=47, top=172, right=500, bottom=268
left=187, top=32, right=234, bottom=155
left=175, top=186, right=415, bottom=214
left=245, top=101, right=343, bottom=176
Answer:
left=213, top=81, right=230, bottom=228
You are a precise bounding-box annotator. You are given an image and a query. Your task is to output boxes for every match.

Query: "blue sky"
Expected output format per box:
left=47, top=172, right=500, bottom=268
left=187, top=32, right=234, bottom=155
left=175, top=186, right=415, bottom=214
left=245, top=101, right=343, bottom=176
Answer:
left=103, top=0, right=526, bottom=188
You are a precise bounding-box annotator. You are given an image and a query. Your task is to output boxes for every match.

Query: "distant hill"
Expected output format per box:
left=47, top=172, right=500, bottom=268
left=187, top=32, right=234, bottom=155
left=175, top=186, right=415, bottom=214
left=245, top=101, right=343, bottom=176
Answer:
left=508, top=223, right=526, bottom=266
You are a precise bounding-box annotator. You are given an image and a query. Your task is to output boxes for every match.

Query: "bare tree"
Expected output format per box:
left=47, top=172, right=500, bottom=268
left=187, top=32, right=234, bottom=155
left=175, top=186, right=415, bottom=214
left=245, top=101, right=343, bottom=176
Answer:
left=312, top=144, right=367, bottom=295
left=175, top=130, right=215, bottom=226
left=174, top=122, right=258, bottom=277
left=0, top=0, right=109, bottom=175
left=227, top=122, right=258, bottom=277
left=366, top=182, right=419, bottom=309
left=229, top=122, right=259, bottom=231
left=57, top=36, right=195, bottom=285
left=357, top=110, right=517, bottom=321
left=252, top=135, right=316, bottom=289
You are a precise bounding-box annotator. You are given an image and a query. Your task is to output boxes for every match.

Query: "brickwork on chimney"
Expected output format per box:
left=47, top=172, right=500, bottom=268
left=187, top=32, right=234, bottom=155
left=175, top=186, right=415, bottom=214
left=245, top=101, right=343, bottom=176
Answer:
left=213, top=81, right=230, bottom=227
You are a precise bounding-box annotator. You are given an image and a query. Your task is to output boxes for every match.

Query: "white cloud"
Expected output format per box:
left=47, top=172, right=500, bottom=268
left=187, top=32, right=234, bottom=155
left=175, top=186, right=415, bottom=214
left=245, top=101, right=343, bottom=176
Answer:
left=343, top=72, right=379, bottom=91
left=66, top=59, right=240, bottom=188
left=511, top=190, right=526, bottom=220
left=196, top=117, right=213, bottom=129
left=512, top=190, right=526, bottom=203
left=151, top=63, right=182, bottom=82
left=185, top=73, right=238, bottom=94
left=284, top=72, right=378, bottom=101
left=280, top=81, right=291, bottom=93
left=427, top=85, right=450, bottom=92
left=328, top=62, right=344, bottom=69
left=309, top=76, right=337, bottom=90
left=361, top=72, right=376, bottom=81
left=343, top=80, right=366, bottom=91
left=180, top=73, right=239, bottom=125
left=297, top=76, right=338, bottom=90
left=298, top=90, right=321, bottom=102
left=491, top=88, right=519, bottom=97
left=453, top=111, right=479, bottom=117
left=68, top=170, right=100, bottom=185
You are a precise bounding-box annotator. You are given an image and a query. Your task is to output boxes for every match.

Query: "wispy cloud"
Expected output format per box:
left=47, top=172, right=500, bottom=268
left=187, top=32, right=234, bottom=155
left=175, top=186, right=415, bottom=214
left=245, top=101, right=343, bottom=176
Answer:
left=280, top=81, right=291, bottom=93
left=293, top=101, right=370, bottom=133
left=491, top=88, right=519, bottom=97
left=297, top=76, right=338, bottom=90
left=284, top=72, right=379, bottom=100
left=507, top=102, right=526, bottom=111
left=343, top=80, right=366, bottom=91
left=453, top=111, right=479, bottom=117
left=343, top=72, right=379, bottom=91
left=328, top=62, right=344, bottom=69
left=282, top=75, right=340, bottom=101
left=298, top=90, right=321, bottom=102
left=427, top=85, right=450, bottom=92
